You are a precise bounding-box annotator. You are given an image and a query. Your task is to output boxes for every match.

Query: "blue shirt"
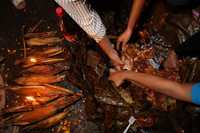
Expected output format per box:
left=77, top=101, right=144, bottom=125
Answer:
left=191, top=83, right=200, bottom=105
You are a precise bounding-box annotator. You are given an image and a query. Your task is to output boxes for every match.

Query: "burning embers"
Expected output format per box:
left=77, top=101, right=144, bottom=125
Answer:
left=15, top=46, right=66, bottom=68
left=0, top=31, right=82, bottom=131
left=25, top=96, right=37, bottom=105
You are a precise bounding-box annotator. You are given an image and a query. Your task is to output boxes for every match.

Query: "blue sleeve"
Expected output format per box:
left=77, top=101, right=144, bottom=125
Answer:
left=191, top=83, right=200, bottom=105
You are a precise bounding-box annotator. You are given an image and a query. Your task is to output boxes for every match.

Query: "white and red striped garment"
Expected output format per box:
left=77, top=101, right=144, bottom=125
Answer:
left=55, top=0, right=106, bottom=43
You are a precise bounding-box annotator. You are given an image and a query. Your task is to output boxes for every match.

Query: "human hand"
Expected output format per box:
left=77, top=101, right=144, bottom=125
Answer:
left=109, top=71, right=126, bottom=87
left=117, top=28, right=132, bottom=48
left=98, top=35, right=124, bottom=70
left=109, top=49, right=124, bottom=70
left=12, top=0, right=26, bottom=10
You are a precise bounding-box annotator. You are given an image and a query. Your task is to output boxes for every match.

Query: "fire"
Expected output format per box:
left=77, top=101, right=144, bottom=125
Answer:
left=26, top=96, right=38, bottom=105
left=30, top=57, right=37, bottom=63
left=26, top=96, right=36, bottom=102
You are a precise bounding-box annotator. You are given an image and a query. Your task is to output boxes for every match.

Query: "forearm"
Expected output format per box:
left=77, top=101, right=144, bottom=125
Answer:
left=55, top=0, right=106, bottom=43
left=127, top=0, right=145, bottom=31
left=99, top=36, right=117, bottom=59
left=123, top=71, right=192, bottom=102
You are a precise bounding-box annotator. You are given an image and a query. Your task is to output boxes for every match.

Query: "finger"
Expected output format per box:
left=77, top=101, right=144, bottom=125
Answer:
left=108, top=72, right=116, bottom=81
left=117, top=80, right=123, bottom=87
left=115, top=82, right=121, bottom=87
left=117, top=37, right=120, bottom=44
left=117, top=35, right=124, bottom=44
left=115, top=65, right=122, bottom=71
left=116, top=42, right=120, bottom=51
left=122, top=41, right=128, bottom=52
left=117, top=36, right=122, bottom=45
left=112, top=79, right=123, bottom=87
left=109, top=68, right=117, bottom=73
left=108, top=76, right=112, bottom=81
left=116, top=40, right=122, bottom=51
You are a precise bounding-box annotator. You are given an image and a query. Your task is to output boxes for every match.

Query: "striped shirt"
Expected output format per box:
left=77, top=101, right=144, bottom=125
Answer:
left=54, top=0, right=106, bottom=43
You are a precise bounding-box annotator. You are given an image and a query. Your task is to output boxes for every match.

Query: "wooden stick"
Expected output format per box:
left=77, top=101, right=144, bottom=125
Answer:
left=22, top=25, right=27, bottom=58
left=28, top=19, right=43, bottom=33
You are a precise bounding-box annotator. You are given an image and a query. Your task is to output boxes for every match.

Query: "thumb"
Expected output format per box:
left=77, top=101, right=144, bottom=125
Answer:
left=117, top=34, right=124, bottom=44
left=117, top=39, right=122, bottom=51
left=122, top=42, right=128, bottom=52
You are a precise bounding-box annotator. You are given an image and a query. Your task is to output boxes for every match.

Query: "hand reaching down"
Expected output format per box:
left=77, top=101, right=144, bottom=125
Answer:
left=117, top=29, right=132, bottom=46
left=109, top=71, right=126, bottom=87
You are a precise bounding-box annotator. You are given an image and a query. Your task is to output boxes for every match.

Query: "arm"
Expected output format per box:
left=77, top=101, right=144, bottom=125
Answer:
left=109, top=71, right=192, bottom=102
left=54, top=0, right=123, bottom=67
left=127, top=0, right=145, bottom=32
left=54, top=0, right=106, bottom=43
left=99, top=36, right=123, bottom=67
left=118, top=0, right=145, bottom=44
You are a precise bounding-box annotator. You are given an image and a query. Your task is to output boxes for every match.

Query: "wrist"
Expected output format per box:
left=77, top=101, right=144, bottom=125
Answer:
left=123, top=71, right=135, bottom=80
left=126, top=27, right=133, bottom=34
left=99, top=35, right=112, bottom=53
left=120, top=71, right=130, bottom=80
